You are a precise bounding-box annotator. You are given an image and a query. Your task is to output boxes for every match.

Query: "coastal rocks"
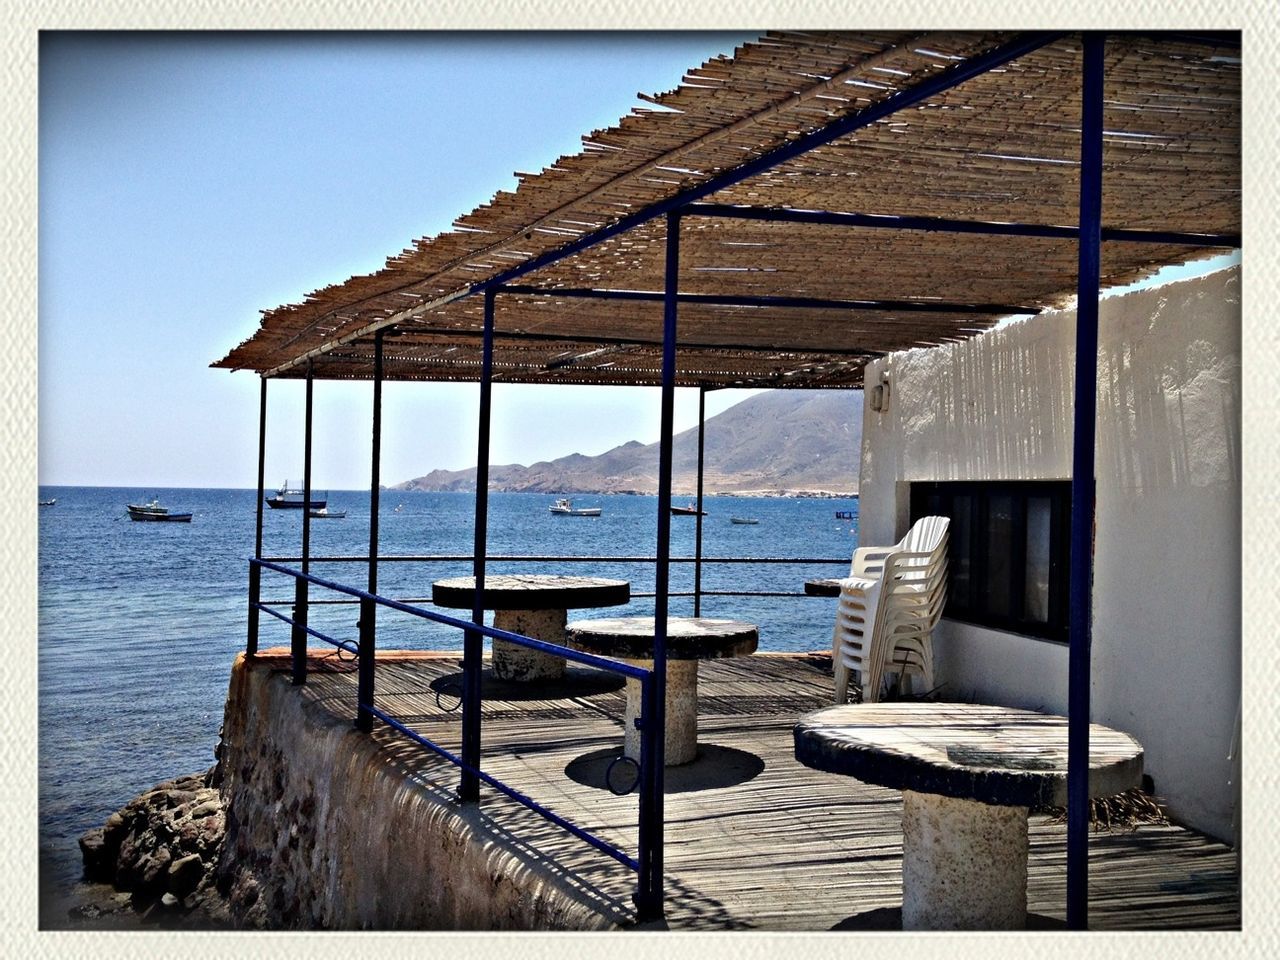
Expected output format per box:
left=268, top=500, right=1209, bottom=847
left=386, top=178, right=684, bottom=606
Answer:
left=76, top=766, right=241, bottom=928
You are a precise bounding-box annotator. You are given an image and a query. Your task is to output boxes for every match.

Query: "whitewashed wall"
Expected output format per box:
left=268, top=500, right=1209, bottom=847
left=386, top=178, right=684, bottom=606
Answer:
left=858, top=267, right=1241, bottom=840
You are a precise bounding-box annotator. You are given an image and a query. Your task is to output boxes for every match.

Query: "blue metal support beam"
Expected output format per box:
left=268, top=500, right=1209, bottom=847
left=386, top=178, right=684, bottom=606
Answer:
left=381, top=325, right=885, bottom=360
left=293, top=360, right=314, bottom=686
left=357, top=328, right=384, bottom=733
left=694, top=385, right=706, bottom=618
left=684, top=203, right=1240, bottom=249
left=458, top=34, right=1063, bottom=301
left=460, top=288, right=496, bottom=803
left=497, top=284, right=1040, bottom=317
left=635, top=211, right=681, bottom=922
left=1067, top=32, right=1106, bottom=930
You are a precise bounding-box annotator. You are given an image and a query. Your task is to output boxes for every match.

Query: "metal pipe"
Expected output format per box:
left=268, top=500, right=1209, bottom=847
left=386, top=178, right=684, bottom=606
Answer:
left=357, top=329, right=385, bottom=732
left=460, top=288, right=496, bottom=803
left=248, top=377, right=267, bottom=655
left=1067, top=31, right=1106, bottom=930
left=694, top=385, right=706, bottom=617
left=497, top=284, right=1041, bottom=317
left=293, top=362, right=314, bottom=685
left=683, top=203, right=1240, bottom=249
left=636, top=210, right=682, bottom=922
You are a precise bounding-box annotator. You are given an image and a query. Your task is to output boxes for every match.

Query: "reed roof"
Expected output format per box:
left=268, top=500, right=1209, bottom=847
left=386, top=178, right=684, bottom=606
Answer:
left=212, top=31, right=1240, bottom=389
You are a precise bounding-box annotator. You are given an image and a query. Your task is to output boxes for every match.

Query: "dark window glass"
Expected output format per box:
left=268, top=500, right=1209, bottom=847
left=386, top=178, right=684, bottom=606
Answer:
left=986, top=493, right=1013, bottom=618
left=1024, top=496, right=1052, bottom=623
left=909, top=481, right=1071, bottom=642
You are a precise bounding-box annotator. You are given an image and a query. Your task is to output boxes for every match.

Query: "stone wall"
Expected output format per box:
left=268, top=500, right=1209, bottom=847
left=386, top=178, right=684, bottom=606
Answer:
left=214, top=650, right=619, bottom=930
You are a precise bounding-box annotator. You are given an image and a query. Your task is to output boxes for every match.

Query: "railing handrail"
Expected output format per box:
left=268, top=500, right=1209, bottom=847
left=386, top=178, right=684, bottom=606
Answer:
left=262, top=553, right=850, bottom=565
left=249, top=557, right=653, bottom=883
left=252, top=558, right=651, bottom=681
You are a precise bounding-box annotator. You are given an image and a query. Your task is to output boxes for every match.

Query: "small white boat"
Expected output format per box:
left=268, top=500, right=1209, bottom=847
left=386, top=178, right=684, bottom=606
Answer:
left=308, top=507, right=346, bottom=519
left=730, top=517, right=759, bottom=525
left=39, top=498, right=57, bottom=507
left=549, top=497, right=601, bottom=517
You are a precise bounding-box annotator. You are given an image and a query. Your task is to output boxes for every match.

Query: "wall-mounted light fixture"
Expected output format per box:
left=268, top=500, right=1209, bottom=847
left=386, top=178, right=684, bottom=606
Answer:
left=869, top=368, right=891, bottom=412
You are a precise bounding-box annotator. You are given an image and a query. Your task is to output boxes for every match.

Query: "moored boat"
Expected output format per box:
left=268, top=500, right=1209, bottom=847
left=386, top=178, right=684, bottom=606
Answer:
left=308, top=507, right=346, bottom=519
left=126, top=498, right=193, bottom=522
left=671, top=503, right=706, bottom=516
left=39, top=498, right=57, bottom=507
left=265, top=480, right=327, bottom=510
left=549, top=498, right=602, bottom=517
left=730, top=517, right=759, bottom=525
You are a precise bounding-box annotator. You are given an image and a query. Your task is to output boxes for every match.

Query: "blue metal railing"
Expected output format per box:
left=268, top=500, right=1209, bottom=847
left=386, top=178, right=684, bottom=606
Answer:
left=247, top=556, right=657, bottom=895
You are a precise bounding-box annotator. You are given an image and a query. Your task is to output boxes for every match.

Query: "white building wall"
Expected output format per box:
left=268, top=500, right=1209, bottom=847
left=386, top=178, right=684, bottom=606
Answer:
left=858, top=266, right=1241, bottom=840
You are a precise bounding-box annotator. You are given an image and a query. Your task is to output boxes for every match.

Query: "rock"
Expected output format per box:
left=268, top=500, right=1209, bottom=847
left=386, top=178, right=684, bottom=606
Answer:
left=190, top=800, right=220, bottom=819
left=78, top=828, right=113, bottom=883
left=77, top=766, right=232, bottom=929
left=139, top=846, right=173, bottom=891
left=168, top=854, right=204, bottom=897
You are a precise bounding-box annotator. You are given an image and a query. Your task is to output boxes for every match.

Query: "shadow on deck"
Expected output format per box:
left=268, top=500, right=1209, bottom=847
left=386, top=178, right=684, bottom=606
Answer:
left=266, top=648, right=1239, bottom=931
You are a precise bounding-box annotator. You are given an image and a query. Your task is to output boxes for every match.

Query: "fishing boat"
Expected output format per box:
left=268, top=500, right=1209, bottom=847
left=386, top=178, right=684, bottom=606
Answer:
left=265, top=480, right=326, bottom=510
left=39, top=498, right=56, bottom=507
left=670, top=503, right=706, bottom=516
left=126, top=497, right=193, bottom=522
left=730, top=517, right=759, bottom=525
left=549, top=498, right=602, bottom=517
left=835, top=510, right=855, bottom=520
left=308, top=507, right=346, bottom=519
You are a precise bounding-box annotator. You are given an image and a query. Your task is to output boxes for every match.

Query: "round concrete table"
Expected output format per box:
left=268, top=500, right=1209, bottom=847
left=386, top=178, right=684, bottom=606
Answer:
left=564, top=616, right=758, bottom=766
left=432, top=575, right=629, bottom=681
left=794, top=702, right=1143, bottom=930
left=804, top=577, right=845, bottom=597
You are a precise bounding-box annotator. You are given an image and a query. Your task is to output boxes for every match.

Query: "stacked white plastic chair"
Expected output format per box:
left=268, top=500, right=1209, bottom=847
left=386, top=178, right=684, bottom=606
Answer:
left=832, top=515, right=950, bottom=704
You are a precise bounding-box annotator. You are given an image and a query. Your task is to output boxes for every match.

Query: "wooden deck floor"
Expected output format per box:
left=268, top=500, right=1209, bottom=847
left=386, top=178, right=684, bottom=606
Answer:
left=286, top=649, right=1240, bottom=931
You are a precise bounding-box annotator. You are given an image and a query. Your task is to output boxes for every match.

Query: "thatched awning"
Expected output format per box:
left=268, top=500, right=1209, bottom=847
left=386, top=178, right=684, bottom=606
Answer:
left=212, top=31, right=1240, bottom=389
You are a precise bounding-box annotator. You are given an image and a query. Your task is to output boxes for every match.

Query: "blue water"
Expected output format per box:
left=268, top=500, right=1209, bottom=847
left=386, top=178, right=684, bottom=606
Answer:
left=38, top=486, right=857, bottom=899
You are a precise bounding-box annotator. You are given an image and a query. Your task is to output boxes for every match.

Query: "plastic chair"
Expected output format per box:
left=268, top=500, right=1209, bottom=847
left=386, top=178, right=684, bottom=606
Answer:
left=832, top=516, right=949, bottom=703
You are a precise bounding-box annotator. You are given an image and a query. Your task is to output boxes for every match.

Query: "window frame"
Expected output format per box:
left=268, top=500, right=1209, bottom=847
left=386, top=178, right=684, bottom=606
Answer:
left=909, top=479, right=1071, bottom=643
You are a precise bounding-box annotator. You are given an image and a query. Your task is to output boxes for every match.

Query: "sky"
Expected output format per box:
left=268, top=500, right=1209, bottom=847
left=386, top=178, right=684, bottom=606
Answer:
left=38, top=32, right=762, bottom=490
left=37, top=32, right=1239, bottom=491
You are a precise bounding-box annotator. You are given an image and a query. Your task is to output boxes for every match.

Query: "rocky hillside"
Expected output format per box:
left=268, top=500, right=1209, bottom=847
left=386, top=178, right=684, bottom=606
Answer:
left=393, top=389, right=863, bottom=496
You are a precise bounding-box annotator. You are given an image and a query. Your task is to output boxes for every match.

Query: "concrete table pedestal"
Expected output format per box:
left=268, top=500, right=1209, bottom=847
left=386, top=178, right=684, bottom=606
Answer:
left=432, top=575, right=630, bottom=682
left=794, top=702, right=1143, bottom=930
left=491, top=608, right=567, bottom=681
left=565, top=616, right=758, bottom=767
left=901, top=789, right=1029, bottom=930
left=620, top=658, right=699, bottom=765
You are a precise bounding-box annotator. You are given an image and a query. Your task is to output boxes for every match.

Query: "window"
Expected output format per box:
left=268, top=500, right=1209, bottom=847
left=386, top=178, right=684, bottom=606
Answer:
left=909, top=481, right=1071, bottom=642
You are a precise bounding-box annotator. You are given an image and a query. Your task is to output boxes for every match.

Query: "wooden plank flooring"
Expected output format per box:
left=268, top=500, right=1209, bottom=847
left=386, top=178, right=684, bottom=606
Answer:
left=287, top=650, right=1239, bottom=930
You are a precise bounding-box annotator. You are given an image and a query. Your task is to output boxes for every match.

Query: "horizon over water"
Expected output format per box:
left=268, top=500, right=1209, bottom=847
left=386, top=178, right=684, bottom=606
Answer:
left=37, top=485, right=858, bottom=917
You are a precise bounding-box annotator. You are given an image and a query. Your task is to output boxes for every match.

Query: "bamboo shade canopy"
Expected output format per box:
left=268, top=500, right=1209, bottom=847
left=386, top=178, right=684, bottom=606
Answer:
left=212, top=31, right=1240, bottom=389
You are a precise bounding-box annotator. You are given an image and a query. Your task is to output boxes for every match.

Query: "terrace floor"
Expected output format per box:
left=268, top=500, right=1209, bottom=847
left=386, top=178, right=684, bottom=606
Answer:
left=279, top=648, right=1240, bottom=930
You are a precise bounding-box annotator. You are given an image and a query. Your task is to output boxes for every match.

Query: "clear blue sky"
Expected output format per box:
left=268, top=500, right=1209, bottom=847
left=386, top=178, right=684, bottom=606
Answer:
left=38, top=32, right=762, bottom=489
left=37, top=32, right=1239, bottom=490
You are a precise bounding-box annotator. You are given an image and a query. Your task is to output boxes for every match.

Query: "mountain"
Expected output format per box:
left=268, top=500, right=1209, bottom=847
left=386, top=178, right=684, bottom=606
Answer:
left=392, top=389, right=863, bottom=496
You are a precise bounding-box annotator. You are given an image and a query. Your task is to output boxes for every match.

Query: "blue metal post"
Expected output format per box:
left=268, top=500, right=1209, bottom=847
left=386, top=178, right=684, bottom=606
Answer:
left=461, top=288, right=496, bottom=802
left=636, top=211, right=680, bottom=922
left=357, top=329, right=384, bottom=732
left=1068, top=31, right=1105, bottom=930
left=293, top=361, right=313, bottom=686
left=248, top=376, right=267, bottom=655
left=694, top=385, right=706, bottom=617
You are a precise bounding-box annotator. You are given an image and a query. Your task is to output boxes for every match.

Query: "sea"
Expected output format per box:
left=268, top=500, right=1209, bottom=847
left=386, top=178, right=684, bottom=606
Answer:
left=37, top=485, right=858, bottom=910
